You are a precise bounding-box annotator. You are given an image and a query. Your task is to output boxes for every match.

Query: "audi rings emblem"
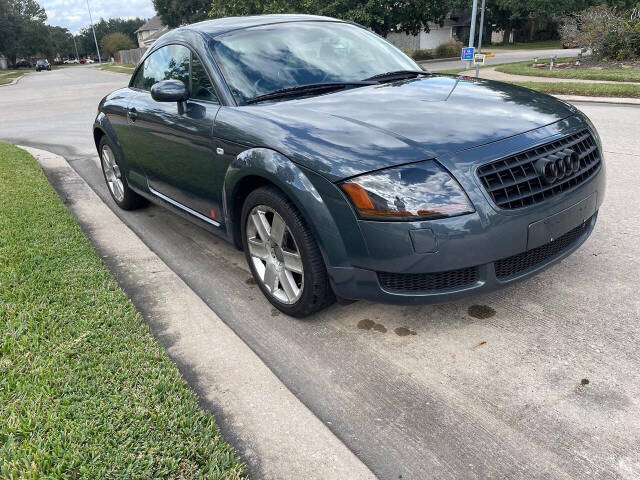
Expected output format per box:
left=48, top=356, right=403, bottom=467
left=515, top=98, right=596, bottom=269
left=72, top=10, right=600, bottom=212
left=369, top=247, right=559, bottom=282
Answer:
left=534, top=148, right=580, bottom=185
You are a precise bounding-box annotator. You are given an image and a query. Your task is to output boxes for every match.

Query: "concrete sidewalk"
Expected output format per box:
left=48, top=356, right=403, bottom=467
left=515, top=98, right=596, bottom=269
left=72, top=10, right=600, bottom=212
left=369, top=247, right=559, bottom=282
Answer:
left=23, top=145, right=376, bottom=480
left=462, top=66, right=640, bottom=85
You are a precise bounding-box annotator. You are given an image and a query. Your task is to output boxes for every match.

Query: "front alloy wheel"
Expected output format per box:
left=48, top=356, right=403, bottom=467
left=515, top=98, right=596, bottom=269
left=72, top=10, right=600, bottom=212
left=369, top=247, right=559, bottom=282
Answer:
left=241, top=186, right=334, bottom=317
left=247, top=205, right=304, bottom=304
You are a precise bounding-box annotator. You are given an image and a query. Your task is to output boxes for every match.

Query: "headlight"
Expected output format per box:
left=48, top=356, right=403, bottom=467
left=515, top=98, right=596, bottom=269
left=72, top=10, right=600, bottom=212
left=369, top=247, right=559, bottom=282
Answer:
left=340, top=161, right=474, bottom=221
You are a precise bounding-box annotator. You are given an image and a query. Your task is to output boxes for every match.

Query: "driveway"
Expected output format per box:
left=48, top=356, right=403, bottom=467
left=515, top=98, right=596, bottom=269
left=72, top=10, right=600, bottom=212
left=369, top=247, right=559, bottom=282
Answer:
left=423, top=47, right=582, bottom=72
left=2, top=66, right=639, bottom=480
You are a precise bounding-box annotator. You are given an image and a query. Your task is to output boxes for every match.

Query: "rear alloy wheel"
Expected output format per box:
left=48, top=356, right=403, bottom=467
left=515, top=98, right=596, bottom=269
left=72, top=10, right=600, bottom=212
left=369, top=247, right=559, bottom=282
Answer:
left=99, top=137, right=146, bottom=210
left=241, top=186, right=334, bottom=317
left=101, top=144, right=125, bottom=203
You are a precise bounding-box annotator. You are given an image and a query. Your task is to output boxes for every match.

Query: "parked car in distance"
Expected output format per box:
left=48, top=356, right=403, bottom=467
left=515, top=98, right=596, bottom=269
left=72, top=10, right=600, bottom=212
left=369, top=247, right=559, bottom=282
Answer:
left=15, top=59, right=32, bottom=68
left=35, top=59, right=51, bottom=71
left=64, top=58, right=79, bottom=64
left=85, top=58, right=95, bottom=64
left=94, top=15, right=605, bottom=317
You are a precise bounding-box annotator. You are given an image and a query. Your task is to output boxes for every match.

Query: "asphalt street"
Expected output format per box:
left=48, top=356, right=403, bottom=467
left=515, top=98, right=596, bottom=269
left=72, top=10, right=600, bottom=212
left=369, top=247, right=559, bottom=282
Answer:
left=2, top=65, right=639, bottom=480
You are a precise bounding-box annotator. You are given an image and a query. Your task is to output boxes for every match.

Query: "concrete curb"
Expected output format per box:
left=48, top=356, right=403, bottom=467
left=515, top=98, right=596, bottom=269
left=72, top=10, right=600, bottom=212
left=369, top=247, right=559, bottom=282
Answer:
left=555, top=94, right=640, bottom=106
left=21, top=145, right=376, bottom=480
left=0, top=73, right=25, bottom=87
left=418, top=56, right=459, bottom=64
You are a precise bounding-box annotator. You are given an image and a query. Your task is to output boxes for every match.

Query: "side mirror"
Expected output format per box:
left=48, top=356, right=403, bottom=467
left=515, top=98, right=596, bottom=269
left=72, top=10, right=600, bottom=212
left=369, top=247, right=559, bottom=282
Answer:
left=151, top=79, right=189, bottom=103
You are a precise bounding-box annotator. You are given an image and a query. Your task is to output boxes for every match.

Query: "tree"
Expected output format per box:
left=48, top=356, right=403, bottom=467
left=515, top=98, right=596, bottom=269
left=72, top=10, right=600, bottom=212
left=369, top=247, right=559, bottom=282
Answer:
left=75, top=17, right=145, bottom=56
left=321, top=0, right=452, bottom=36
left=452, top=0, right=640, bottom=44
left=48, top=25, right=75, bottom=58
left=208, top=0, right=451, bottom=36
left=0, top=0, right=20, bottom=61
left=0, top=0, right=50, bottom=65
left=8, top=0, right=45, bottom=22
left=100, top=32, right=135, bottom=57
left=16, top=19, right=52, bottom=58
left=154, top=0, right=211, bottom=28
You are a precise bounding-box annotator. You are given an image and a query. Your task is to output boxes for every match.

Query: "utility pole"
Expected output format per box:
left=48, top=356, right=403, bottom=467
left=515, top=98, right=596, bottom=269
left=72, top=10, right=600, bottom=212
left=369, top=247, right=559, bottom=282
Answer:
left=72, top=35, right=80, bottom=61
left=475, top=0, right=487, bottom=78
left=86, top=0, right=102, bottom=64
left=467, top=0, right=479, bottom=69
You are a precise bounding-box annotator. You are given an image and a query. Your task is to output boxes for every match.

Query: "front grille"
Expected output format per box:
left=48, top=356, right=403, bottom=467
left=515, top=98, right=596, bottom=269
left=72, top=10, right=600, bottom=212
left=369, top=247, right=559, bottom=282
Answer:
left=378, top=266, right=479, bottom=293
left=494, top=219, right=591, bottom=279
left=477, top=130, right=601, bottom=209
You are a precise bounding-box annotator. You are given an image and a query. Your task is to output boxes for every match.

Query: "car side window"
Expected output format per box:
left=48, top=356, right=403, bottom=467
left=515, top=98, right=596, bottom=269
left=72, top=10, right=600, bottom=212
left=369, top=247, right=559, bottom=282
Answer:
left=132, top=44, right=190, bottom=91
left=191, top=55, right=219, bottom=103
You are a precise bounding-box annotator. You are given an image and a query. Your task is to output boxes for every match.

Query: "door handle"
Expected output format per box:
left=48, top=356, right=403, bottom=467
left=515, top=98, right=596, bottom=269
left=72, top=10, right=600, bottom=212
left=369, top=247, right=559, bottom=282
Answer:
left=127, top=108, right=138, bottom=122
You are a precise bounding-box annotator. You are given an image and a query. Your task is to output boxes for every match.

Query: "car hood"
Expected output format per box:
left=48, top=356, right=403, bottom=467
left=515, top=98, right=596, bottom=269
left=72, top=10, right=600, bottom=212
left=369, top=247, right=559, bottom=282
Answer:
left=215, top=75, right=576, bottom=181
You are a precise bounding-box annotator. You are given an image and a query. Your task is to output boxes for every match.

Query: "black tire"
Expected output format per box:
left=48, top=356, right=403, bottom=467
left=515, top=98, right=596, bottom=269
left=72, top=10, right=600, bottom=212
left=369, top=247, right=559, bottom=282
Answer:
left=241, top=185, right=335, bottom=317
left=98, top=136, right=146, bottom=210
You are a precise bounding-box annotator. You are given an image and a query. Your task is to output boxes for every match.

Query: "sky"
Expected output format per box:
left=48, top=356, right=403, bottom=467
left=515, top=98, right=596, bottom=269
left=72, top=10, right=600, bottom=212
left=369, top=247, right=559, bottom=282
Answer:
left=40, top=0, right=156, bottom=33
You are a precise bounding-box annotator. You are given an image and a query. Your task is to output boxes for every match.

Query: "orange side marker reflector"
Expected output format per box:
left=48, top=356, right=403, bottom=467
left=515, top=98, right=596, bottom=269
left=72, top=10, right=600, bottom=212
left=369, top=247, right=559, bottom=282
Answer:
left=342, top=183, right=374, bottom=210
left=210, top=209, right=216, bottom=219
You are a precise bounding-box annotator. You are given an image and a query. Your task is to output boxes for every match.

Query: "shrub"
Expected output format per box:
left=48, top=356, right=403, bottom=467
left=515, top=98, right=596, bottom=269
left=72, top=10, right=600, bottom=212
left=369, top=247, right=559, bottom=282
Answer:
left=409, top=49, right=435, bottom=61
left=563, top=5, right=640, bottom=60
left=100, top=32, right=135, bottom=58
left=435, top=40, right=462, bottom=58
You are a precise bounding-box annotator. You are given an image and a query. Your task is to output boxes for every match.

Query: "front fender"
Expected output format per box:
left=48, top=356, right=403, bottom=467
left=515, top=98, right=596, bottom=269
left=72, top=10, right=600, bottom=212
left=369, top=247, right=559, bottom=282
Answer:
left=224, top=148, right=358, bottom=269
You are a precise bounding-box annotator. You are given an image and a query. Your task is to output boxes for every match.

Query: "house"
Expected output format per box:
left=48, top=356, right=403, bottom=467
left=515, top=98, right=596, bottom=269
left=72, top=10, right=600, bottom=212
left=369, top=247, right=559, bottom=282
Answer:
left=386, top=22, right=456, bottom=52
left=386, top=11, right=493, bottom=51
left=135, top=16, right=170, bottom=48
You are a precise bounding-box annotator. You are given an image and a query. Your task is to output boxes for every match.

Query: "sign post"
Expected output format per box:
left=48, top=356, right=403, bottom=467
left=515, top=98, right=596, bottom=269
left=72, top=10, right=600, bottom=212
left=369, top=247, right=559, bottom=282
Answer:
left=467, top=0, right=479, bottom=68
left=475, top=0, right=487, bottom=78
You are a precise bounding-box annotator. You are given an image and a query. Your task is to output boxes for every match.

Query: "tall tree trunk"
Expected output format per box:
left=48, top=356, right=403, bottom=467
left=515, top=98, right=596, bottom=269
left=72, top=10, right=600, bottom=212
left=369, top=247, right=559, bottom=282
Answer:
left=529, top=18, right=535, bottom=41
left=502, top=24, right=511, bottom=45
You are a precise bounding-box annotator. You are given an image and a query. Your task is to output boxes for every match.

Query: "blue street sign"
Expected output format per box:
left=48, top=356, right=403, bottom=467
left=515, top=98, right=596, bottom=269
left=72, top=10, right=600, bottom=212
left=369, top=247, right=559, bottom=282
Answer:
left=461, top=47, right=475, bottom=61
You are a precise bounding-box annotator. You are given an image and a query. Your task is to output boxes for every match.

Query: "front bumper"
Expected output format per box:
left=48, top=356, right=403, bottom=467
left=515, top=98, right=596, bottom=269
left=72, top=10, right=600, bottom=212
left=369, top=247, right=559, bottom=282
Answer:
left=326, top=117, right=606, bottom=304
left=328, top=211, right=598, bottom=304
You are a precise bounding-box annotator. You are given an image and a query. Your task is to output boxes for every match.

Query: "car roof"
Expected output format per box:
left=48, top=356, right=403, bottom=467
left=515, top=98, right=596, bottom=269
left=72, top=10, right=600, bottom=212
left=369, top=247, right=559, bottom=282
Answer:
left=185, top=14, right=347, bottom=38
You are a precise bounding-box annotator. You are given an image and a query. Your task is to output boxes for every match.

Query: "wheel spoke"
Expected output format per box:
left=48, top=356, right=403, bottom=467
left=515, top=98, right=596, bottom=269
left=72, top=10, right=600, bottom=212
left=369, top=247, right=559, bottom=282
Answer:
left=248, top=238, right=269, bottom=260
left=251, top=211, right=270, bottom=242
left=282, top=251, right=303, bottom=274
left=263, top=263, right=279, bottom=292
left=113, top=179, right=124, bottom=201
left=279, top=270, right=299, bottom=301
left=270, top=214, right=286, bottom=245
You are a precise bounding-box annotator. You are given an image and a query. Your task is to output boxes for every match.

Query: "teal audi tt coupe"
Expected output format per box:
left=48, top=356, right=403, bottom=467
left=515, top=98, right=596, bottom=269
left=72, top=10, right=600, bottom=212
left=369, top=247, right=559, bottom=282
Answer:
left=94, top=15, right=605, bottom=316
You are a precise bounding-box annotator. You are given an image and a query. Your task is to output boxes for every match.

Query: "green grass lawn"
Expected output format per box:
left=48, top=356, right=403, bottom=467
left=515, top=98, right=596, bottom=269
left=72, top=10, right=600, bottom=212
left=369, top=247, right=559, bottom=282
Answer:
left=489, top=40, right=563, bottom=50
left=100, top=64, right=136, bottom=74
left=495, top=58, right=640, bottom=82
left=0, top=142, right=247, bottom=479
left=513, top=81, right=640, bottom=98
left=0, top=70, right=31, bottom=85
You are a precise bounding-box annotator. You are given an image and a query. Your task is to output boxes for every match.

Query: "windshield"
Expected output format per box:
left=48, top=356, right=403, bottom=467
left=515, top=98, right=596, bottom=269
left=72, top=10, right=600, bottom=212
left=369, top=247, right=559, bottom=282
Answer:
left=37, top=60, right=46, bottom=65
left=210, top=21, right=420, bottom=104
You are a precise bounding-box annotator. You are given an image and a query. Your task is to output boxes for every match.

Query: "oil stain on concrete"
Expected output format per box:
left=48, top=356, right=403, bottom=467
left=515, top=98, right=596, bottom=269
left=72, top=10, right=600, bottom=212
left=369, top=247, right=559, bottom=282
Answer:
left=394, top=327, right=417, bottom=337
left=468, top=305, right=496, bottom=319
left=357, top=319, right=387, bottom=333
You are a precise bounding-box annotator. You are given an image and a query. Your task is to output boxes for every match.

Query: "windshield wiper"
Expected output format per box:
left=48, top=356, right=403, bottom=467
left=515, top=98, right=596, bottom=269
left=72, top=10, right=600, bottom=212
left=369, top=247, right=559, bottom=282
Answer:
left=245, top=82, right=376, bottom=105
left=363, top=70, right=431, bottom=83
